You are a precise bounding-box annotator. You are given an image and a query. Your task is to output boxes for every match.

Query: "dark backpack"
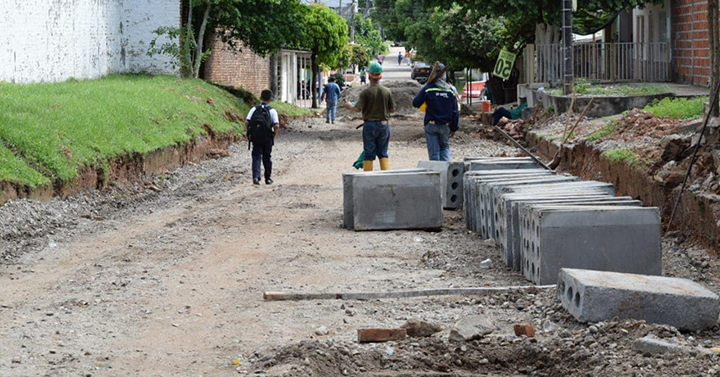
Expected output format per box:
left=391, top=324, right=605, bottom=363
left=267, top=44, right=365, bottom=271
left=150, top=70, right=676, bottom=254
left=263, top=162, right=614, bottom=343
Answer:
left=247, top=105, right=274, bottom=147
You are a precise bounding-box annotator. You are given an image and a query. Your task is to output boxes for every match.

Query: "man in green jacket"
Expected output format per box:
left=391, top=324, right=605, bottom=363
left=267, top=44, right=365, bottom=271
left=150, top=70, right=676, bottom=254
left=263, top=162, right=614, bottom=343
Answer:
left=492, top=96, right=528, bottom=125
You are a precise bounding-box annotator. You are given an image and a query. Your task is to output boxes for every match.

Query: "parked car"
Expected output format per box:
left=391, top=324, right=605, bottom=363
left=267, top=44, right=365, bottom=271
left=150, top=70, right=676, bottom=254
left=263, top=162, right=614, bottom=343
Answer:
left=411, top=61, right=431, bottom=83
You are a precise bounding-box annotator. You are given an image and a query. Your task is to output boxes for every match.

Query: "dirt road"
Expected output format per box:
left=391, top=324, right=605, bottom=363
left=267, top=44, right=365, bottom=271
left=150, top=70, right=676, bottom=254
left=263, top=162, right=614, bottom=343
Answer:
left=2, top=114, right=719, bottom=377
left=0, top=116, right=516, bottom=376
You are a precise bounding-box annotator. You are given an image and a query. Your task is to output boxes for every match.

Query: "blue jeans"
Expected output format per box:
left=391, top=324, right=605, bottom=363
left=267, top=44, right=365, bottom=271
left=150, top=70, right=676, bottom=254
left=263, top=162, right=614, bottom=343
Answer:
left=252, top=139, right=273, bottom=180
left=362, top=121, right=390, bottom=160
left=326, top=100, right=337, bottom=122
left=424, top=123, right=451, bottom=161
left=493, top=107, right=512, bottom=125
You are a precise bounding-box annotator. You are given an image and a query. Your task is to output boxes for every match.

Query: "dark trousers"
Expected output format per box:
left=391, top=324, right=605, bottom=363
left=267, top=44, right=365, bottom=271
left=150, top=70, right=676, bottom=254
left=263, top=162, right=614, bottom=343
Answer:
left=251, top=139, right=273, bottom=180
left=493, top=108, right=512, bottom=125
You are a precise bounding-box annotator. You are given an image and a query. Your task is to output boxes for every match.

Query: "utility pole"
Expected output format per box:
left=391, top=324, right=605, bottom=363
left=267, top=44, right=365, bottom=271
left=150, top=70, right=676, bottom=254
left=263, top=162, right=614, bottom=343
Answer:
left=709, top=0, right=719, bottom=116
left=562, top=0, right=573, bottom=95
left=349, top=0, right=357, bottom=43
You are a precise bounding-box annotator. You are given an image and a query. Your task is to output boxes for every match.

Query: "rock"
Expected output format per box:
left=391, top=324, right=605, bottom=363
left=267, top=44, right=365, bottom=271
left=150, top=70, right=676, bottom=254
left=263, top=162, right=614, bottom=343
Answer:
left=589, top=325, right=599, bottom=334
left=314, top=326, right=329, bottom=336
left=401, top=318, right=442, bottom=338
left=514, top=323, right=535, bottom=337
left=633, top=335, right=713, bottom=356
left=480, top=258, right=493, bottom=269
left=449, top=315, right=495, bottom=341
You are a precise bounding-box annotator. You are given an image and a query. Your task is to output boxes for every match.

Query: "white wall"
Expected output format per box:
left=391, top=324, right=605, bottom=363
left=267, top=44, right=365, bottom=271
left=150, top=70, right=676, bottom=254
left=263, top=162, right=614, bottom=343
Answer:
left=0, top=0, right=180, bottom=84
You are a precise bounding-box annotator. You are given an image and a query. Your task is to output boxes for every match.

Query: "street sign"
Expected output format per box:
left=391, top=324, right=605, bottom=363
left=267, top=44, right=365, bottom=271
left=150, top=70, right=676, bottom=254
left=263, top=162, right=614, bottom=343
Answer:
left=493, top=49, right=516, bottom=80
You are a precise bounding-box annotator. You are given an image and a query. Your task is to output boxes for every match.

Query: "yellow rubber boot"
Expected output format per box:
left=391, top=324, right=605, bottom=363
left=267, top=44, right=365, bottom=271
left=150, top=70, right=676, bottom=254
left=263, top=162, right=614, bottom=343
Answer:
left=363, top=160, right=373, bottom=171
left=379, top=158, right=390, bottom=171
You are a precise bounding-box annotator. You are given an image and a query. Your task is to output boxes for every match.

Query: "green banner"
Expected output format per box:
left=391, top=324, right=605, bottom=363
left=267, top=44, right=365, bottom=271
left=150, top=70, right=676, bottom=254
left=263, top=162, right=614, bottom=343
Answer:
left=493, top=49, right=516, bottom=80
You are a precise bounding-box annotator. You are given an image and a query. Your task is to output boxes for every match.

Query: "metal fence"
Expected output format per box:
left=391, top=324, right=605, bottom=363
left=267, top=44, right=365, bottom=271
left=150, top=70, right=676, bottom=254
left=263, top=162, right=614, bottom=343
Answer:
left=527, top=42, right=671, bottom=84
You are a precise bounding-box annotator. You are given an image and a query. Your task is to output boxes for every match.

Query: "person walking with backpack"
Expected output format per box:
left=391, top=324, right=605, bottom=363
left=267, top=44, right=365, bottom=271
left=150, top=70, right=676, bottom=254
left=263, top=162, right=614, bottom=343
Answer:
left=343, top=62, right=396, bottom=171
left=321, top=76, right=342, bottom=124
left=245, top=89, right=280, bottom=185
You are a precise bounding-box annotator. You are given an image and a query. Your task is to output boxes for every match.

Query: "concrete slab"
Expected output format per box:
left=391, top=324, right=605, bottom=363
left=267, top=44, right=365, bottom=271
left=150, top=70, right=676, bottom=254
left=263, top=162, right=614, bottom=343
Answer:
left=498, top=195, right=637, bottom=270
left=348, top=171, right=443, bottom=231
left=343, top=169, right=429, bottom=229
left=466, top=160, right=541, bottom=171
left=520, top=206, right=662, bottom=284
left=558, top=268, right=720, bottom=331
left=417, top=161, right=465, bottom=210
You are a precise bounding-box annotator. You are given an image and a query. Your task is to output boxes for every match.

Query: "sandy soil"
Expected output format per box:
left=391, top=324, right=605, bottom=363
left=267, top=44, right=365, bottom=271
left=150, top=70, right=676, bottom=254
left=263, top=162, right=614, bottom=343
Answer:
left=1, top=114, right=719, bottom=377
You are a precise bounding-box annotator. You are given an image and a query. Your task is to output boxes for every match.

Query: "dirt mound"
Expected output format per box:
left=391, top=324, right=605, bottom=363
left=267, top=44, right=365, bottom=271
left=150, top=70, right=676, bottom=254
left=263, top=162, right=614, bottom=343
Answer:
left=337, top=80, right=423, bottom=121
left=613, top=108, right=683, bottom=141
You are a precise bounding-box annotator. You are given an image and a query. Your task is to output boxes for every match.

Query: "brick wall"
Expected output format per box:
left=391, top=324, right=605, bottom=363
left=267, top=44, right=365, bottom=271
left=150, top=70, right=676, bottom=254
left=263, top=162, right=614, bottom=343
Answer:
left=671, top=0, right=713, bottom=86
left=0, top=0, right=181, bottom=84
left=202, top=35, right=271, bottom=96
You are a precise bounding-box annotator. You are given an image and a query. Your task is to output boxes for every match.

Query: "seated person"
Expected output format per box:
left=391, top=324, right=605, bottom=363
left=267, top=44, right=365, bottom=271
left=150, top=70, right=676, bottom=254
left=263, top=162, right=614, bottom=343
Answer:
left=493, top=96, right=528, bottom=125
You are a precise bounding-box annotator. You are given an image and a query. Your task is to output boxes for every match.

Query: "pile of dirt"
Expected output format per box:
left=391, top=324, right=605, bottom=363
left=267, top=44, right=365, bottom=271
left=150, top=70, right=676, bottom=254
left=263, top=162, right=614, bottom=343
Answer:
left=612, top=109, right=683, bottom=141
left=337, top=80, right=423, bottom=120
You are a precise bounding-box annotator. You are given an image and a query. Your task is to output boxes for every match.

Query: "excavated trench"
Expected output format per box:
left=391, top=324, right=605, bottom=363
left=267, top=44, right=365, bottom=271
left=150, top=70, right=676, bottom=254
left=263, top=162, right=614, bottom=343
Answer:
left=527, top=131, right=720, bottom=251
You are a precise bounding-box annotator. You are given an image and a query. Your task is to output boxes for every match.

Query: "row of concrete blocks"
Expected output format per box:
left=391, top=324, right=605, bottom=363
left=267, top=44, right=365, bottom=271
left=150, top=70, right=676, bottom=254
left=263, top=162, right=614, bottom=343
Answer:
left=462, top=158, right=662, bottom=285
left=341, top=157, right=537, bottom=231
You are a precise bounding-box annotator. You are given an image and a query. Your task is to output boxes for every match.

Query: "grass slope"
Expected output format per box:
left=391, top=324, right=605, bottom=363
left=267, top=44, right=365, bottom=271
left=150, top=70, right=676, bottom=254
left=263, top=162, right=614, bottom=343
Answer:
left=0, top=75, right=252, bottom=186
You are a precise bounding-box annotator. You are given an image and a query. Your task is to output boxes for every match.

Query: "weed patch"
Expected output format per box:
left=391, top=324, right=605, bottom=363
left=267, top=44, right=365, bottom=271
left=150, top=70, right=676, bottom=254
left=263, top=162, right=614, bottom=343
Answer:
left=586, top=121, right=617, bottom=142
left=602, top=147, right=637, bottom=165
left=642, top=97, right=707, bottom=119
left=549, top=81, right=671, bottom=97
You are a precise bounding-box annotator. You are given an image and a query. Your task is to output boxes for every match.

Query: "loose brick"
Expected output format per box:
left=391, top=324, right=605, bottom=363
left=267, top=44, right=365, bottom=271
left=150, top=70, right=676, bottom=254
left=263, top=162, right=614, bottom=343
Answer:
left=357, top=328, right=407, bottom=343
left=513, top=323, right=535, bottom=337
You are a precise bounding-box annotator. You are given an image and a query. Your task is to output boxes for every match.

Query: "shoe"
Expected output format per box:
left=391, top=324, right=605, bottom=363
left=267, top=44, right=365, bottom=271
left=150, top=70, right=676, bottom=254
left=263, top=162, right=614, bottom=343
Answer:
left=265, top=178, right=274, bottom=185
left=253, top=178, right=260, bottom=185
left=326, top=120, right=330, bottom=124
left=379, top=157, right=390, bottom=171
left=331, top=121, right=334, bottom=124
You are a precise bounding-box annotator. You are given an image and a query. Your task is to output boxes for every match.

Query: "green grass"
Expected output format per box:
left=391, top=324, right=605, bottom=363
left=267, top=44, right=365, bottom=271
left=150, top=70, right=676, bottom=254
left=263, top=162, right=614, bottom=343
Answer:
left=0, top=74, right=254, bottom=186
left=602, top=147, right=637, bottom=164
left=549, top=81, right=671, bottom=97
left=270, top=101, right=313, bottom=117
left=586, top=121, right=617, bottom=142
left=0, top=145, right=50, bottom=188
left=642, top=96, right=707, bottom=119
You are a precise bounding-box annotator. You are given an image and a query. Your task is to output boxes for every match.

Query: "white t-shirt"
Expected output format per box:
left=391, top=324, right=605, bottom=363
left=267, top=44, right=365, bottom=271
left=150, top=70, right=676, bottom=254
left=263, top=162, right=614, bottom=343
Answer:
left=246, top=104, right=280, bottom=125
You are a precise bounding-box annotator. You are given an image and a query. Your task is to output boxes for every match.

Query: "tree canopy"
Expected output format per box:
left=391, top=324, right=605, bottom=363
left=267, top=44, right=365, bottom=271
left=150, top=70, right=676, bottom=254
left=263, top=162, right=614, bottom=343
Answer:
left=353, top=14, right=388, bottom=58
left=301, top=3, right=350, bottom=107
left=149, top=0, right=305, bottom=78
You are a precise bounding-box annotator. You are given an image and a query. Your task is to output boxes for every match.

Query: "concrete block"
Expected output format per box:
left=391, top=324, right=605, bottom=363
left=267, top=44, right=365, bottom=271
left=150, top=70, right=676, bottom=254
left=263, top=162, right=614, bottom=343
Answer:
left=344, top=170, right=443, bottom=231
left=417, top=161, right=465, bottom=210
left=462, top=171, right=555, bottom=235
left=521, top=206, right=662, bottom=284
left=343, top=169, right=428, bottom=229
left=558, top=268, right=720, bottom=331
left=499, top=194, right=636, bottom=270
left=466, top=160, right=540, bottom=171
left=478, top=176, right=581, bottom=240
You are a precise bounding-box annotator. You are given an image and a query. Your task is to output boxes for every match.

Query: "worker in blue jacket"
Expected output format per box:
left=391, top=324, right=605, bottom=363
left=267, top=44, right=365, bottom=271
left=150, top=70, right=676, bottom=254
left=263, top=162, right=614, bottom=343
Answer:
left=412, top=62, right=459, bottom=161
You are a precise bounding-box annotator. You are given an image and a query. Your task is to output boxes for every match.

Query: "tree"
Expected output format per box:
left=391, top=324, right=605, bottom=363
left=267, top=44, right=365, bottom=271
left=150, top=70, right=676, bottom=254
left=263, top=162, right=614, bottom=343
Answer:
left=350, top=44, right=371, bottom=69
left=353, top=14, right=388, bottom=58
left=149, top=0, right=304, bottom=78
left=301, top=4, right=350, bottom=108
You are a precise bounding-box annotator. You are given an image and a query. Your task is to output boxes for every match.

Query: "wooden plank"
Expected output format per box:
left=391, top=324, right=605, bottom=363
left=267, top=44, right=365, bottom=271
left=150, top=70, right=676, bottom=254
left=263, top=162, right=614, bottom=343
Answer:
left=262, top=285, right=555, bottom=301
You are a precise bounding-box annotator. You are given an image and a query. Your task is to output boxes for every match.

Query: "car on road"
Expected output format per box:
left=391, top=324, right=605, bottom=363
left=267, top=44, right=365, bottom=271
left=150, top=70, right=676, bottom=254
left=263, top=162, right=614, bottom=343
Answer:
left=411, top=61, right=431, bottom=83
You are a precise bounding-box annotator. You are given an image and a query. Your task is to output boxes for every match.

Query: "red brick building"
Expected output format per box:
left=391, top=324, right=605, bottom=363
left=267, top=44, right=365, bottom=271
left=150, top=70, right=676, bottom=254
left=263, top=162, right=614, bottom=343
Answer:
left=671, top=0, right=712, bottom=86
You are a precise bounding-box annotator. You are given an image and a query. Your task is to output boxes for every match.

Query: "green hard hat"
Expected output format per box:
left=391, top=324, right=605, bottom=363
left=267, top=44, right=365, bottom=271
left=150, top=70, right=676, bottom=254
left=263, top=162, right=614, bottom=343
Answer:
left=368, top=62, right=383, bottom=74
